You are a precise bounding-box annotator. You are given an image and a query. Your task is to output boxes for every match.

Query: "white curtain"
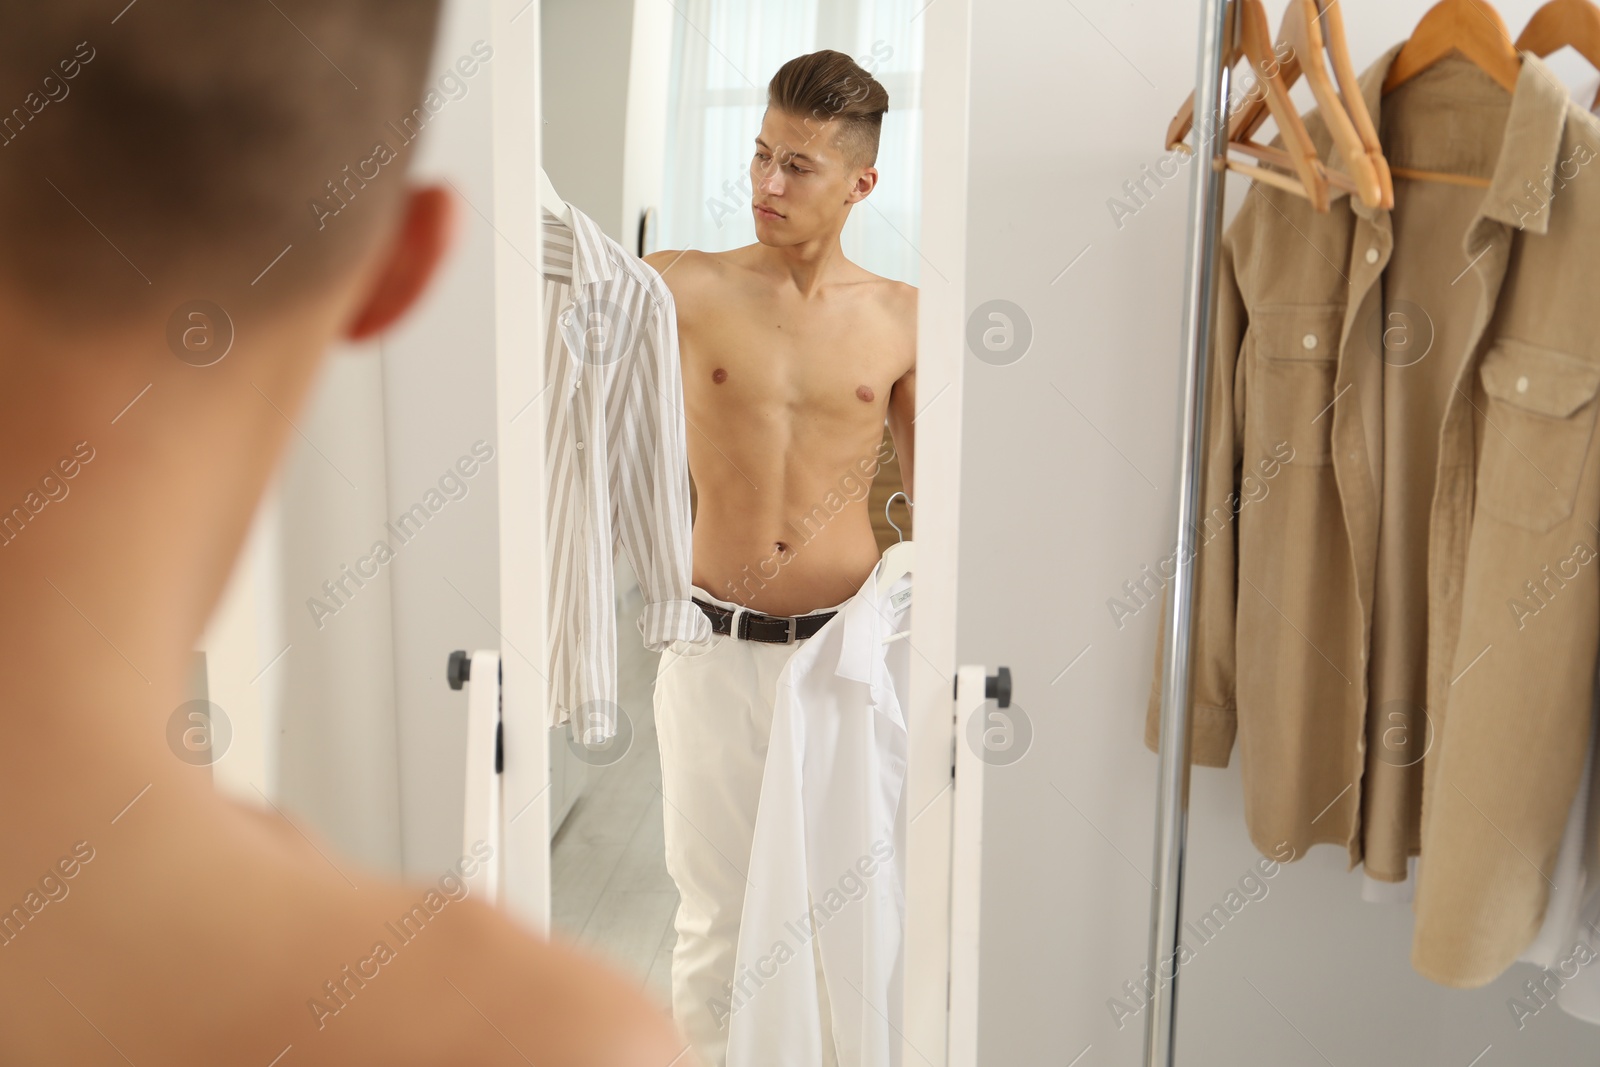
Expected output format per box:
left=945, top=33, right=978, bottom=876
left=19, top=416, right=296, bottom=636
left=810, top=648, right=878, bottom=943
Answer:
left=660, top=0, right=925, bottom=285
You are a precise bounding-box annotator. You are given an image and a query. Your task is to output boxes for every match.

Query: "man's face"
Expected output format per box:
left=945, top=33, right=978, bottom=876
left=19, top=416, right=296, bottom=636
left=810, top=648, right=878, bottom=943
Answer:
left=749, top=107, right=862, bottom=244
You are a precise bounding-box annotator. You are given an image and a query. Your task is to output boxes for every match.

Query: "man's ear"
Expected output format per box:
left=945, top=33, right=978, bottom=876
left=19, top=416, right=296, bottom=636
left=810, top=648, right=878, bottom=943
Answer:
left=849, top=166, right=878, bottom=205
left=344, top=184, right=455, bottom=342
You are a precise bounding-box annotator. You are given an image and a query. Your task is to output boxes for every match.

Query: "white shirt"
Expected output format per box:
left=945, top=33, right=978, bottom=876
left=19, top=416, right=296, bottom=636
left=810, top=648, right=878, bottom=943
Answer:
left=725, top=551, right=913, bottom=1067
left=540, top=204, right=710, bottom=740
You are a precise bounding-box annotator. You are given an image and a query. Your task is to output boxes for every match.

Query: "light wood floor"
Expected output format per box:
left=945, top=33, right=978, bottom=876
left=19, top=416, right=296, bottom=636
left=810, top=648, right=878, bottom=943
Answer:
left=550, top=607, right=677, bottom=1011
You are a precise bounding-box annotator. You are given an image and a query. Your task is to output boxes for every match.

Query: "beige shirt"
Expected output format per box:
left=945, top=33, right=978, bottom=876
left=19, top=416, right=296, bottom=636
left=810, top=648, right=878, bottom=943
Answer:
left=1144, top=45, right=1600, bottom=987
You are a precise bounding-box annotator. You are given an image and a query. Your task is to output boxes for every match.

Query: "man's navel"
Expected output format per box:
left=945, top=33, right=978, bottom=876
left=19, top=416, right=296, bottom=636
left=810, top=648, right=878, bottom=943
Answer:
left=712, top=368, right=728, bottom=384
left=856, top=384, right=875, bottom=403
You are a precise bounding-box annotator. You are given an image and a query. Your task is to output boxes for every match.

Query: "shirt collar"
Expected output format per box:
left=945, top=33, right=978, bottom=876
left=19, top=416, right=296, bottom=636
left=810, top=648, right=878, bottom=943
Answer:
left=546, top=203, right=620, bottom=289
left=1326, top=44, right=1569, bottom=235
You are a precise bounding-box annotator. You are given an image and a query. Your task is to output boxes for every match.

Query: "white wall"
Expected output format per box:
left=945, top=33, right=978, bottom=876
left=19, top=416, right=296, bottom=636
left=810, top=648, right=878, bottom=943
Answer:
left=540, top=0, right=672, bottom=250
left=273, top=351, right=403, bottom=875
left=949, top=2, right=1600, bottom=1063
left=542, top=0, right=636, bottom=242
left=622, top=0, right=673, bottom=254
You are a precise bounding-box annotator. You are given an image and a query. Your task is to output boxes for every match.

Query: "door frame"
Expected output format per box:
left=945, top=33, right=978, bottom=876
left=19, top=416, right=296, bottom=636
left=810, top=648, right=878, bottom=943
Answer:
left=903, top=0, right=976, bottom=1062
left=490, top=0, right=552, bottom=935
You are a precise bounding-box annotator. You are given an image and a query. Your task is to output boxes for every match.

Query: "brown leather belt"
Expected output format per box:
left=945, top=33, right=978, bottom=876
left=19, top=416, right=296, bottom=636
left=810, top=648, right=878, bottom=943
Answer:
left=692, top=596, right=837, bottom=643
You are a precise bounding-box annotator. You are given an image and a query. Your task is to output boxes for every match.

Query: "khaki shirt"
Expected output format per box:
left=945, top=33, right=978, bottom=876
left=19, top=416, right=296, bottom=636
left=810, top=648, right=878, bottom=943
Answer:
left=1144, top=45, right=1600, bottom=987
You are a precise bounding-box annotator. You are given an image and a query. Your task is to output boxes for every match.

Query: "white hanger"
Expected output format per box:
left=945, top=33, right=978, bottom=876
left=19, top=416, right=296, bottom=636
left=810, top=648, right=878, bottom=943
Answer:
left=539, top=167, right=573, bottom=228
left=876, top=490, right=914, bottom=596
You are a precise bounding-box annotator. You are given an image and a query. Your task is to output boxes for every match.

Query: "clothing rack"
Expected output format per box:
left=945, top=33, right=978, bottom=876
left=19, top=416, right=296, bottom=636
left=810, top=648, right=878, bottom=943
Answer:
left=1144, top=0, right=1237, bottom=1064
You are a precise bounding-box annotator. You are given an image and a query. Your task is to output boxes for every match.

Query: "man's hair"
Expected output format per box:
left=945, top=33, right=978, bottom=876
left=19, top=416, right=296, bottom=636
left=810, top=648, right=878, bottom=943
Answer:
left=0, top=1, right=443, bottom=318
left=767, top=50, right=889, bottom=171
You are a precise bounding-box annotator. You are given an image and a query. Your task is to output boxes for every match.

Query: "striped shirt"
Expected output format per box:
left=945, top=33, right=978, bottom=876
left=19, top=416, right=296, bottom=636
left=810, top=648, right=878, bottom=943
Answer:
left=540, top=203, right=709, bottom=740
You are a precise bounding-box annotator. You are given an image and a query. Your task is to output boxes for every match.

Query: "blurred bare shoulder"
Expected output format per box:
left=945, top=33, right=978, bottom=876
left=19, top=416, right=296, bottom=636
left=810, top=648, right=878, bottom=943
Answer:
left=429, top=900, right=702, bottom=1066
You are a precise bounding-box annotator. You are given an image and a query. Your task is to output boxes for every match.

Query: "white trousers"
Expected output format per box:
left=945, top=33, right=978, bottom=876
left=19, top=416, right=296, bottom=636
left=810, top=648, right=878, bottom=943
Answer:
left=654, top=584, right=845, bottom=1067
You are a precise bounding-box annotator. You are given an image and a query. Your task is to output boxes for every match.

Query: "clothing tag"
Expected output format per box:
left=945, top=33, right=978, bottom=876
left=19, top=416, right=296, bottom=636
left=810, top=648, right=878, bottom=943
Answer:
left=889, top=587, right=912, bottom=611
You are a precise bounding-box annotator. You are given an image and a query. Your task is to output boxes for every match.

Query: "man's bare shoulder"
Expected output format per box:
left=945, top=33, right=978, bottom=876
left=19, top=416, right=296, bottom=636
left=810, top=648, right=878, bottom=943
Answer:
left=642, top=248, right=720, bottom=313
left=857, top=278, right=921, bottom=377
left=861, top=274, right=917, bottom=365
left=643, top=247, right=761, bottom=323
left=640, top=247, right=737, bottom=288
left=888, top=278, right=918, bottom=321
left=849, top=267, right=916, bottom=309
left=641, top=247, right=698, bottom=279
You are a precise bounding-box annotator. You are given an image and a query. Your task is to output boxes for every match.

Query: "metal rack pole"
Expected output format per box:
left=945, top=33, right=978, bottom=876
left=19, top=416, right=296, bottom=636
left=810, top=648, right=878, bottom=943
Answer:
left=1143, top=0, right=1238, bottom=1064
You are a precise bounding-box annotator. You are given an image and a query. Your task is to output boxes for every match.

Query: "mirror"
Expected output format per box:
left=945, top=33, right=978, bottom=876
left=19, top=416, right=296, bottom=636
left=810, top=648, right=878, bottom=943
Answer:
left=540, top=3, right=923, bottom=1063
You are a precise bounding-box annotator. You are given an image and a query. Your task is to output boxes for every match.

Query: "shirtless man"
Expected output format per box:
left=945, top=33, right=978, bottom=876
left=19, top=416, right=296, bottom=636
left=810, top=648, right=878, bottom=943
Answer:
left=0, top=4, right=696, bottom=1065
left=642, top=49, right=917, bottom=1066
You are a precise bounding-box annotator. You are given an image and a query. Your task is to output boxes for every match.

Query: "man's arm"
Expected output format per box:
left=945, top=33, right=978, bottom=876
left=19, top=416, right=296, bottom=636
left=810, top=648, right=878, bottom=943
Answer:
left=886, top=285, right=917, bottom=497
left=887, top=367, right=915, bottom=498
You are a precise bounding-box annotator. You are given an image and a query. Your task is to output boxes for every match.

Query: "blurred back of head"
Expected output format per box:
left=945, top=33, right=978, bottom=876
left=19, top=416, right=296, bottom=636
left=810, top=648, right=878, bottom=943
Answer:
left=0, top=0, right=444, bottom=324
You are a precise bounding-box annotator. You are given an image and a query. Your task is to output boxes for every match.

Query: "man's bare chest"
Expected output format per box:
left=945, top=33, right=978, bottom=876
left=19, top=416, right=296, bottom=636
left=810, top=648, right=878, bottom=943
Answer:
left=679, top=293, right=907, bottom=415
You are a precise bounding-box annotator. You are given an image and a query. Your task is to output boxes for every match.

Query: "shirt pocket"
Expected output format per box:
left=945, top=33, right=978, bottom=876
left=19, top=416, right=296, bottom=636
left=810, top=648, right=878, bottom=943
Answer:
left=1475, top=338, right=1600, bottom=533
left=1249, top=304, right=1345, bottom=467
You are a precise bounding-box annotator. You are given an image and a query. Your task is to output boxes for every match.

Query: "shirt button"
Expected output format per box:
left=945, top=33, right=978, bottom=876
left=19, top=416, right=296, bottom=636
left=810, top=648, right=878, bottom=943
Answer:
left=576, top=441, right=585, bottom=450
left=574, top=378, right=582, bottom=389
left=1365, top=247, right=1379, bottom=264
left=1302, top=333, right=1319, bottom=350
left=560, top=310, right=572, bottom=325
left=1516, top=375, right=1530, bottom=393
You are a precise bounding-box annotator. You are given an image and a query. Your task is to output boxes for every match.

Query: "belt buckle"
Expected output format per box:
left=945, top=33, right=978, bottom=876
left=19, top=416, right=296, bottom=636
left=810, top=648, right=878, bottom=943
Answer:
left=785, top=615, right=797, bottom=643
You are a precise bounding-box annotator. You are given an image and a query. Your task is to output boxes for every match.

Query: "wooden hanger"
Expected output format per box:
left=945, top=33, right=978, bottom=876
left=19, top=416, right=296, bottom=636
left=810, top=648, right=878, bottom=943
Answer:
left=1383, top=0, right=1521, bottom=188
left=1227, top=0, right=1391, bottom=209
left=1318, top=0, right=1395, bottom=208
left=1385, top=0, right=1522, bottom=94
left=1167, top=0, right=1332, bottom=211
left=1516, top=0, right=1600, bottom=109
